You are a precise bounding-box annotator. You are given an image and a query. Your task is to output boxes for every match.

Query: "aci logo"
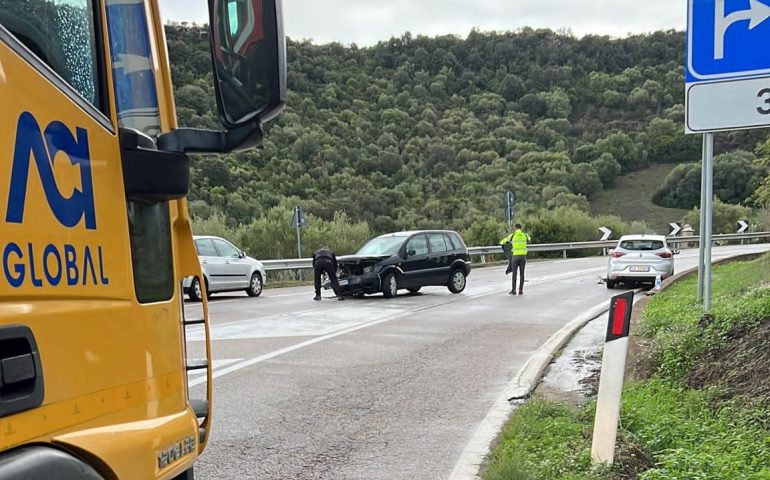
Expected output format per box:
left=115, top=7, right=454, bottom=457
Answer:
left=2, top=112, right=108, bottom=289
left=5, top=111, right=96, bottom=229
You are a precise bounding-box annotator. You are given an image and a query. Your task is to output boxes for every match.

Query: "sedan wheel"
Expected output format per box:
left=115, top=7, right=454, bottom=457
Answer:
left=246, top=272, right=263, bottom=297
left=382, top=272, right=398, bottom=298
left=447, top=269, right=466, bottom=294
left=188, top=276, right=203, bottom=302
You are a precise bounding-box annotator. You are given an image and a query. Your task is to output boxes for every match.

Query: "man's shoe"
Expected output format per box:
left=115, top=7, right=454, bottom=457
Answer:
left=313, top=295, right=321, bottom=301
left=509, top=290, right=516, bottom=295
left=518, top=290, right=524, bottom=295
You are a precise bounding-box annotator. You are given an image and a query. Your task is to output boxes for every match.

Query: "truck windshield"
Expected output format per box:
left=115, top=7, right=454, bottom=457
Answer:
left=0, top=0, right=100, bottom=108
left=356, top=236, right=406, bottom=256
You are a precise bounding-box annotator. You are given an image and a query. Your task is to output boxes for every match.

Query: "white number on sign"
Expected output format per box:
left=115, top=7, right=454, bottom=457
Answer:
left=758, top=88, right=770, bottom=115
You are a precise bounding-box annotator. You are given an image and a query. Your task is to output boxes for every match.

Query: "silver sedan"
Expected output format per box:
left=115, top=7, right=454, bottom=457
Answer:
left=606, top=234, right=674, bottom=289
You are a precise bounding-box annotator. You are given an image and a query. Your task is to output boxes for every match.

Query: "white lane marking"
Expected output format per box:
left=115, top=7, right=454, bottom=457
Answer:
left=187, top=358, right=244, bottom=377
left=187, top=301, right=446, bottom=387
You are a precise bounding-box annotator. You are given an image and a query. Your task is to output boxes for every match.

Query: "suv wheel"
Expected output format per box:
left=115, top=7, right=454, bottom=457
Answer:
left=382, top=272, right=398, bottom=298
left=188, top=276, right=203, bottom=301
left=447, top=269, right=466, bottom=294
left=246, top=272, right=263, bottom=297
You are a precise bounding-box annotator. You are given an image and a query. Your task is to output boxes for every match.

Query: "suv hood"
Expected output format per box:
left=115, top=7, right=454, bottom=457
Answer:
left=337, top=254, right=390, bottom=264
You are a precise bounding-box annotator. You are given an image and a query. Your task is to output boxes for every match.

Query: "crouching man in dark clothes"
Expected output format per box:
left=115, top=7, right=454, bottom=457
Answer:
left=312, top=246, right=344, bottom=301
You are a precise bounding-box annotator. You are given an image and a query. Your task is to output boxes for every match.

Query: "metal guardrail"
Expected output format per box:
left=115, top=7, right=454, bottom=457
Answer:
left=261, top=232, right=770, bottom=271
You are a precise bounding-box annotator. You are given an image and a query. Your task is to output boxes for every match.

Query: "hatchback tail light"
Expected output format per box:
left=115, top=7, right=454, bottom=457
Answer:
left=656, top=251, right=673, bottom=259
left=609, top=251, right=625, bottom=258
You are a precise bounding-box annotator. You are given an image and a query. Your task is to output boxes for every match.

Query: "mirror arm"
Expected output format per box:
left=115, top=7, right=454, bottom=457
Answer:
left=157, top=122, right=263, bottom=154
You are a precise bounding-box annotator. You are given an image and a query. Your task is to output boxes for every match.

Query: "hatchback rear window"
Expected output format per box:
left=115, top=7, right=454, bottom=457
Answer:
left=619, top=240, right=664, bottom=251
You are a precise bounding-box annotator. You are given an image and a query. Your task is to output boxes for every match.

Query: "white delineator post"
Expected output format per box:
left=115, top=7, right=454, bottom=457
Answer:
left=591, top=291, right=634, bottom=465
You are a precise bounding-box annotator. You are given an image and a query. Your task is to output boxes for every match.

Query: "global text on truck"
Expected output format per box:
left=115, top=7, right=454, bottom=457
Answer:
left=0, top=0, right=285, bottom=478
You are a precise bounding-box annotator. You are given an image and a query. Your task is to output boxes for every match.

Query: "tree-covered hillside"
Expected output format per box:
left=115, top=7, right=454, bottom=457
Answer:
left=166, top=25, right=768, bottom=251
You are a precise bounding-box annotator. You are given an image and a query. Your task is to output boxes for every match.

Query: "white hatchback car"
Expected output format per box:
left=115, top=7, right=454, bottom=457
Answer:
left=183, top=235, right=266, bottom=300
left=606, top=234, right=674, bottom=289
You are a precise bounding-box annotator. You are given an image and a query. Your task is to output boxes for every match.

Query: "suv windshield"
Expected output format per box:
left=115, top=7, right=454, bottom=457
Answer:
left=356, top=236, right=407, bottom=256
left=620, top=240, right=664, bottom=251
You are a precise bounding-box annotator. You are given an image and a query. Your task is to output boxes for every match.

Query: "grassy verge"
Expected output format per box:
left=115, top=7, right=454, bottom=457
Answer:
left=483, top=253, right=770, bottom=480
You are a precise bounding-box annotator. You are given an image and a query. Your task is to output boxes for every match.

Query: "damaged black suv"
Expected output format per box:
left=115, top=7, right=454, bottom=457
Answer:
left=333, top=230, right=472, bottom=298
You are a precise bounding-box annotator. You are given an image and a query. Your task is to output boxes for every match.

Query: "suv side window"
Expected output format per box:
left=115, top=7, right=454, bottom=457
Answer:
left=449, top=233, right=466, bottom=250
left=406, top=234, right=428, bottom=256
left=428, top=233, right=448, bottom=253
left=0, top=0, right=102, bottom=109
left=213, top=239, right=240, bottom=257
left=444, top=234, right=458, bottom=251
left=195, top=239, right=218, bottom=256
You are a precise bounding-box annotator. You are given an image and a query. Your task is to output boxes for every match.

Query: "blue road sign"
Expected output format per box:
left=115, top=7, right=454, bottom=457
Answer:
left=688, top=0, right=770, bottom=82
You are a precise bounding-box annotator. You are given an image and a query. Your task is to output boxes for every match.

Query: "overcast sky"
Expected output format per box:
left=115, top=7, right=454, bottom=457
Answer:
left=158, top=0, right=686, bottom=46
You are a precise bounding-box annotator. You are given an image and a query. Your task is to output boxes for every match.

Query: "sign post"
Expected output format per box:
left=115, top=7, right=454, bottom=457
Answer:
left=505, top=191, right=515, bottom=229
left=591, top=291, right=635, bottom=465
left=291, top=206, right=308, bottom=279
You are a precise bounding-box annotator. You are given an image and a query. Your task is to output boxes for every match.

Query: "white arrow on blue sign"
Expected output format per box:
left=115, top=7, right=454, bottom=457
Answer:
left=688, top=0, right=770, bottom=81
left=686, top=0, right=770, bottom=132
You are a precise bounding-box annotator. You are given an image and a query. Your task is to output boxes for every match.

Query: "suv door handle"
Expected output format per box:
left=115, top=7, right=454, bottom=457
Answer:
left=0, top=325, right=44, bottom=418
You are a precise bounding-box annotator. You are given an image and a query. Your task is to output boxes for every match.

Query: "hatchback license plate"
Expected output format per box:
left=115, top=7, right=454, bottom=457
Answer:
left=630, top=265, right=650, bottom=272
left=338, top=279, right=349, bottom=286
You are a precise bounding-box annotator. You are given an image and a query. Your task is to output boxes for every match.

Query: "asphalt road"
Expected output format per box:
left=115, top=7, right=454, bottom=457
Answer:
left=185, top=244, right=770, bottom=479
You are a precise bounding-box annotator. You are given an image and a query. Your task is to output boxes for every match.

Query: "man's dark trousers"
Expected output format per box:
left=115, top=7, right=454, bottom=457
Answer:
left=314, top=258, right=341, bottom=297
left=511, top=256, right=526, bottom=293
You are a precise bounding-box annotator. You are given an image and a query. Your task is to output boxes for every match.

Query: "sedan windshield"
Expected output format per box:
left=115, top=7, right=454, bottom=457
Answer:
left=356, top=236, right=406, bottom=256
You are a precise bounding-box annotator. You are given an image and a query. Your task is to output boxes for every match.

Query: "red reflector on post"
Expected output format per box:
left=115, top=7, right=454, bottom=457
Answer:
left=605, top=291, right=633, bottom=342
left=611, top=298, right=627, bottom=336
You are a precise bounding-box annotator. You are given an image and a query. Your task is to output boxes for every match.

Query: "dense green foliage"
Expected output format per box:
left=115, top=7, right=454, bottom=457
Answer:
left=484, top=254, right=770, bottom=479
left=167, top=23, right=770, bottom=251
left=168, top=25, right=712, bottom=236
left=653, top=151, right=767, bottom=209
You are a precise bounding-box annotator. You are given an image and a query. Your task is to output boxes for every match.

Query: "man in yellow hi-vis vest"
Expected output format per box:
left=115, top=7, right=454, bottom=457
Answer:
left=499, top=223, right=531, bottom=295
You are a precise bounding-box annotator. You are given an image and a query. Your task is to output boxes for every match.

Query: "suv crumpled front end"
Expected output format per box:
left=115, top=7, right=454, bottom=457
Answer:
left=325, top=255, right=389, bottom=295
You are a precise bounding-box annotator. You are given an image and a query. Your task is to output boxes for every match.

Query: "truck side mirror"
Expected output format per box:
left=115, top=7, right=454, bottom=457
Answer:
left=210, top=0, right=286, bottom=128
left=157, top=0, right=286, bottom=154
